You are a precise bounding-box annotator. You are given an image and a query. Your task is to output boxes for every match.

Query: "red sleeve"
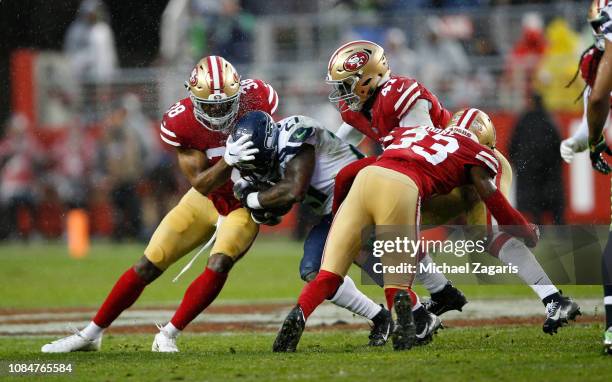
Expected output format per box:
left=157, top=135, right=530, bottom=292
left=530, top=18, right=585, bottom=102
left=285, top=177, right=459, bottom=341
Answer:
left=159, top=101, right=189, bottom=149
left=483, top=189, right=538, bottom=247
left=332, top=156, right=377, bottom=214
left=243, top=79, right=279, bottom=117
left=380, top=78, right=422, bottom=121
left=381, top=77, right=449, bottom=128
left=339, top=109, right=380, bottom=142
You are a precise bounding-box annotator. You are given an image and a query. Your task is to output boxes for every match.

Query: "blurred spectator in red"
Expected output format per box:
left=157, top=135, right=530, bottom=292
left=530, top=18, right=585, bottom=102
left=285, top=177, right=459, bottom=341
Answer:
left=49, top=121, right=97, bottom=208
left=0, top=114, right=44, bottom=240
left=502, top=12, right=547, bottom=107
left=64, top=0, right=118, bottom=81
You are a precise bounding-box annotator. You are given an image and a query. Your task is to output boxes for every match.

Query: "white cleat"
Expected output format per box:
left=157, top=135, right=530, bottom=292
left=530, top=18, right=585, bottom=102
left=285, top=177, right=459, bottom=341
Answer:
left=41, top=330, right=101, bottom=353
left=152, top=326, right=179, bottom=353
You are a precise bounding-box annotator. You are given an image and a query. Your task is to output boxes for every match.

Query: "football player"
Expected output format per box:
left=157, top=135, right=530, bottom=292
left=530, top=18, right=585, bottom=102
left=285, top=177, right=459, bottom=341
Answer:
left=273, top=121, right=540, bottom=352
left=42, top=56, right=278, bottom=353
left=335, top=109, right=581, bottom=335
left=325, top=40, right=468, bottom=315
left=560, top=0, right=611, bottom=166
left=231, top=111, right=441, bottom=346
left=583, top=0, right=612, bottom=355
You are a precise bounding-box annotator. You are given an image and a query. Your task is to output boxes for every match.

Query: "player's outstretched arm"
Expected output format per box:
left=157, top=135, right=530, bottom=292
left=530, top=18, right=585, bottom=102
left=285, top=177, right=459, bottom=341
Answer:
left=469, top=166, right=539, bottom=247
left=587, top=39, right=612, bottom=174
left=246, top=145, right=315, bottom=210
left=176, top=148, right=232, bottom=196
left=588, top=39, right=612, bottom=147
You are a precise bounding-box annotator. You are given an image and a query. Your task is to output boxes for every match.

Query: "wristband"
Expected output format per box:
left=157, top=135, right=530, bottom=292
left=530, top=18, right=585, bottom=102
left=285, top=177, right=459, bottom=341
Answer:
left=246, top=192, right=262, bottom=209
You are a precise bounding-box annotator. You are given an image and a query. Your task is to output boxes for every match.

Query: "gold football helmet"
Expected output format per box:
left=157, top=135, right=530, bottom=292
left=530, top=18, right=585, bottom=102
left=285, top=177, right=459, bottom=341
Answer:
left=449, top=108, right=496, bottom=149
left=185, top=56, right=241, bottom=132
left=588, top=0, right=611, bottom=50
left=326, top=40, right=390, bottom=112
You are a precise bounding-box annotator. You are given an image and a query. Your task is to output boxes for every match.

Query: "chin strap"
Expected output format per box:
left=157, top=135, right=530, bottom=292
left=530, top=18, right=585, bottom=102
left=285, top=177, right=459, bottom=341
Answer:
left=172, top=216, right=225, bottom=283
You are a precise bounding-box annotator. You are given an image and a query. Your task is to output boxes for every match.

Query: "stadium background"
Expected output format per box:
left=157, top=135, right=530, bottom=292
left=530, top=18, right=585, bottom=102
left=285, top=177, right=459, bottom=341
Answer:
left=0, top=0, right=609, bottom=244
left=2, top=1, right=612, bottom=380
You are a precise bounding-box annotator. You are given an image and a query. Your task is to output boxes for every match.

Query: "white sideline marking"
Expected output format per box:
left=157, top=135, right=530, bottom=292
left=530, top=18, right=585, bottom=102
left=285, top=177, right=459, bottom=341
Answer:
left=0, top=299, right=601, bottom=336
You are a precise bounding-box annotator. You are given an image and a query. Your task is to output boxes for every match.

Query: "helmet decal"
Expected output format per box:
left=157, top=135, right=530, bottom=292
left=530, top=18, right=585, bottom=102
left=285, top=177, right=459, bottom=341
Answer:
left=189, top=67, right=198, bottom=87
left=343, top=51, right=369, bottom=72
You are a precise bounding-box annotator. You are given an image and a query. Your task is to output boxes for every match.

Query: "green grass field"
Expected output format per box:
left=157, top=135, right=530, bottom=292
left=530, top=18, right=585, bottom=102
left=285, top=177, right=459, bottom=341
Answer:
left=0, top=238, right=609, bottom=381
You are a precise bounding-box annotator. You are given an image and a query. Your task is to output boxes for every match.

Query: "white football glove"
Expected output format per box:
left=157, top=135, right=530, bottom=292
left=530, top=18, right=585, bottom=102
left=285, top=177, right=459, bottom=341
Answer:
left=224, top=135, right=259, bottom=167
left=560, top=137, right=587, bottom=163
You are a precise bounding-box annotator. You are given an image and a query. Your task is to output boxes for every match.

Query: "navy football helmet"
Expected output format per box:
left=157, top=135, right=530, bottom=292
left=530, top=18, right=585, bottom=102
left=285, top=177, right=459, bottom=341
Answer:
left=232, top=111, right=280, bottom=182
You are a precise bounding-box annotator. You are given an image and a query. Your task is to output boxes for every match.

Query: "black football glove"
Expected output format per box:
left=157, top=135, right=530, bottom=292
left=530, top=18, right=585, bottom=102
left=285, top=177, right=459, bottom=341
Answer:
left=589, top=138, right=612, bottom=175
left=250, top=209, right=282, bottom=226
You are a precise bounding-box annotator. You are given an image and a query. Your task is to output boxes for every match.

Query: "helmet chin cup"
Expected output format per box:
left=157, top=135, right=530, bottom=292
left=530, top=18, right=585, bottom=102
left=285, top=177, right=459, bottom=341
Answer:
left=190, top=92, right=240, bottom=132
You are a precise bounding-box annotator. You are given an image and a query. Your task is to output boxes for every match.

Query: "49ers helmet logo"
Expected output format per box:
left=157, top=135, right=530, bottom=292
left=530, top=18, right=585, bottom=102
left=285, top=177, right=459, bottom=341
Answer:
left=343, top=52, right=369, bottom=71
left=189, top=67, right=198, bottom=86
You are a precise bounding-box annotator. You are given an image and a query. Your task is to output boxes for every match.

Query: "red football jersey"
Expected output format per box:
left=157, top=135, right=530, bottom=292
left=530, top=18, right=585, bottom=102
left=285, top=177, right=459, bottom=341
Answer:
left=374, top=125, right=499, bottom=199
left=159, top=78, right=279, bottom=216
left=580, top=47, right=602, bottom=88
left=339, top=75, right=451, bottom=142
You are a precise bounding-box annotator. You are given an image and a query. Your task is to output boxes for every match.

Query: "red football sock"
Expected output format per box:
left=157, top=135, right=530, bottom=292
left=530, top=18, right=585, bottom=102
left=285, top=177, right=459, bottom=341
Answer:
left=170, top=267, right=228, bottom=330
left=297, top=270, right=343, bottom=319
left=93, top=268, right=148, bottom=328
left=384, top=287, right=418, bottom=312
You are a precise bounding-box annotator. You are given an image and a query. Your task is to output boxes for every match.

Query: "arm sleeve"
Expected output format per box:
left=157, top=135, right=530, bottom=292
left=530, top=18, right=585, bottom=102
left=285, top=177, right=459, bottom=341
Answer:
left=571, top=88, right=592, bottom=145
left=483, top=189, right=536, bottom=243
left=398, top=99, right=434, bottom=127
left=334, top=122, right=366, bottom=146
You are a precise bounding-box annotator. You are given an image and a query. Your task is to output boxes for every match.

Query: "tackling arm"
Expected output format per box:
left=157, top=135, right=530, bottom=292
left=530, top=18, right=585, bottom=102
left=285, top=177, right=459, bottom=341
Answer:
left=247, top=145, right=316, bottom=210
left=469, top=166, right=539, bottom=247
left=176, top=148, right=232, bottom=196
left=588, top=39, right=612, bottom=147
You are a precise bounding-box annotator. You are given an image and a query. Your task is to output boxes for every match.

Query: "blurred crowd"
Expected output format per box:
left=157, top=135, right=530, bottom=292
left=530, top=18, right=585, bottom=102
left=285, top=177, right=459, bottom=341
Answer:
left=1, top=0, right=587, bottom=240
left=0, top=97, right=182, bottom=241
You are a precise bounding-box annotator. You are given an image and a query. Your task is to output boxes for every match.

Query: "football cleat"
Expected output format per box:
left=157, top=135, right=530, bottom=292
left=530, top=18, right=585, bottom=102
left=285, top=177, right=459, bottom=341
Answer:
left=368, top=305, right=393, bottom=347
left=413, top=307, right=443, bottom=346
left=273, top=305, right=306, bottom=352
left=542, top=293, right=581, bottom=335
left=152, top=325, right=179, bottom=353
left=604, top=327, right=612, bottom=355
left=422, top=282, right=468, bottom=316
left=391, top=290, right=417, bottom=351
left=41, top=329, right=101, bottom=353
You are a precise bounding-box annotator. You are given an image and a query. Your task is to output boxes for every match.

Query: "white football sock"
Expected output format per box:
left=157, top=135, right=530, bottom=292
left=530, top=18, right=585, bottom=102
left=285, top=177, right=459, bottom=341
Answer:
left=496, top=235, right=558, bottom=300
left=411, top=292, right=422, bottom=312
left=415, top=254, right=449, bottom=294
left=330, top=276, right=382, bottom=320
left=162, top=322, right=181, bottom=338
left=81, top=321, right=104, bottom=340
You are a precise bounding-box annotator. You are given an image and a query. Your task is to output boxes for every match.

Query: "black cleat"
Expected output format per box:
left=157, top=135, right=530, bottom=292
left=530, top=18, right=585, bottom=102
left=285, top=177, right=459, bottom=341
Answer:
left=542, top=293, right=581, bottom=335
left=413, top=306, right=442, bottom=346
left=391, top=291, right=417, bottom=351
left=273, top=305, right=306, bottom=352
left=422, top=282, right=467, bottom=316
left=368, top=305, right=393, bottom=347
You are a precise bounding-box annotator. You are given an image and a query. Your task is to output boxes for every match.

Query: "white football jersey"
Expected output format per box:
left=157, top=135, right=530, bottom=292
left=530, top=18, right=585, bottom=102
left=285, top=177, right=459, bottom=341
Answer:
left=276, top=115, right=363, bottom=215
